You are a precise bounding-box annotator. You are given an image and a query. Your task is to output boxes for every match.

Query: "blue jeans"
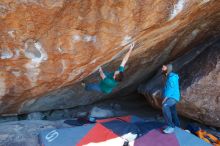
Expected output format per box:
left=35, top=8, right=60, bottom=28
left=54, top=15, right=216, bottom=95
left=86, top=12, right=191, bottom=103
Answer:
left=85, top=83, right=102, bottom=93
left=162, top=98, right=180, bottom=128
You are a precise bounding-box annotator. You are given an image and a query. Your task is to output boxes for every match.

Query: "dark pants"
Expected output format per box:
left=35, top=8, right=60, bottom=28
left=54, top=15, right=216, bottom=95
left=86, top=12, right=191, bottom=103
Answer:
left=85, top=83, right=102, bottom=93
left=162, top=98, right=180, bottom=128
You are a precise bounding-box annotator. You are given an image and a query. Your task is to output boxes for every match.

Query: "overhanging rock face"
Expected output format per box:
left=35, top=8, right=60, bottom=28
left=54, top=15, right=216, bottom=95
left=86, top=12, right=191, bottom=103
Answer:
left=0, top=0, right=219, bottom=115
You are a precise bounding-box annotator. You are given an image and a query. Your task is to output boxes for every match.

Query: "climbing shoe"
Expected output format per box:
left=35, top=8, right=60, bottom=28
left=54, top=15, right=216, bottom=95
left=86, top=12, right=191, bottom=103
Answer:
left=163, top=126, right=175, bottom=134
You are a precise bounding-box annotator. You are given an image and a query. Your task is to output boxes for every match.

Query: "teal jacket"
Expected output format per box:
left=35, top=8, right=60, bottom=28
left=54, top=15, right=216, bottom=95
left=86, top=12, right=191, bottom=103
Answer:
left=99, top=66, right=125, bottom=94
left=163, top=72, right=180, bottom=101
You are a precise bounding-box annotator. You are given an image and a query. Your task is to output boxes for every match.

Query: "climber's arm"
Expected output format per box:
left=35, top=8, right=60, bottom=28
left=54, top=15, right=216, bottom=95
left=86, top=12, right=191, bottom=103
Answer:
left=120, top=42, right=135, bottom=67
left=99, top=67, right=106, bottom=80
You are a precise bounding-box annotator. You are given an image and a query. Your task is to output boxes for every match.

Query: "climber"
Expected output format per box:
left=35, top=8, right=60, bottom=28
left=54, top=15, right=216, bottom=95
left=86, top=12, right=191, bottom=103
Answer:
left=83, top=42, right=135, bottom=94
left=161, top=64, right=181, bottom=134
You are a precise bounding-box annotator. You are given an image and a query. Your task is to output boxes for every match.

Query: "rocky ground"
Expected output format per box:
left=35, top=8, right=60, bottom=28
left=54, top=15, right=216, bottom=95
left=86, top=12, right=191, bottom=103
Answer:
left=0, top=94, right=219, bottom=146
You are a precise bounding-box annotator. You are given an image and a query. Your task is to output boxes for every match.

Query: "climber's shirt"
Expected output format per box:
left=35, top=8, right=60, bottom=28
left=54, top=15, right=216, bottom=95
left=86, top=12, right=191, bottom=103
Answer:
left=99, top=66, right=125, bottom=94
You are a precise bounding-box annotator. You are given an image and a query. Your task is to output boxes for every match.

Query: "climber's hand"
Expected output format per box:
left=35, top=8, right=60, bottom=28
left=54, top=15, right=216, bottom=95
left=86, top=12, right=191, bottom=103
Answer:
left=99, top=67, right=106, bottom=79
left=98, top=67, right=102, bottom=73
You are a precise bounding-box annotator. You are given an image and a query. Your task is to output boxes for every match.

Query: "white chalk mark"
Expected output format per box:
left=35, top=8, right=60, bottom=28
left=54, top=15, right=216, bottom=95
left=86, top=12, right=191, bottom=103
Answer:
left=1, top=48, right=13, bottom=59
left=200, top=22, right=208, bottom=28
left=61, top=59, right=67, bottom=74
left=181, top=29, right=200, bottom=48
left=72, top=35, right=81, bottom=41
left=8, top=30, right=15, bottom=38
left=83, top=35, right=92, bottom=42
left=57, top=47, right=63, bottom=53
left=200, top=0, right=210, bottom=4
left=92, top=36, right=96, bottom=43
left=121, top=35, right=132, bottom=46
left=192, top=29, right=200, bottom=37
left=90, top=59, right=98, bottom=64
left=72, top=34, right=96, bottom=43
left=89, top=57, right=101, bottom=66
left=67, top=68, right=85, bottom=81
left=24, top=41, right=48, bottom=86
left=25, top=63, right=40, bottom=86
left=14, top=48, right=20, bottom=58
left=83, top=35, right=96, bottom=42
left=169, top=0, right=185, bottom=20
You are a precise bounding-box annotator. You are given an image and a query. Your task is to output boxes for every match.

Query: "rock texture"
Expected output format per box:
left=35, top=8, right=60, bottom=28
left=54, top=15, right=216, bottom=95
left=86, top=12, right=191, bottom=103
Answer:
left=179, top=42, right=220, bottom=127
left=0, top=0, right=220, bottom=115
left=138, top=41, right=220, bottom=127
left=0, top=120, right=70, bottom=146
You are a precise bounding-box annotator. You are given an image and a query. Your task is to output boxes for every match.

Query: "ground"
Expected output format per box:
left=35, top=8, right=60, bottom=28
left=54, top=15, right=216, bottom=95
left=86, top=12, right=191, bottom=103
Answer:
left=0, top=93, right=219, bottom=146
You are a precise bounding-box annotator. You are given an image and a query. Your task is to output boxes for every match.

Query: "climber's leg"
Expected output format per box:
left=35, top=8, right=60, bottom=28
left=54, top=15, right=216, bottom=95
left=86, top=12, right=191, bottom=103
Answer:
left=85, top=83, right=102, bottom=92
left=171, top=104, right=180, bottom=127
left=162, top=98, right=176, bottom=128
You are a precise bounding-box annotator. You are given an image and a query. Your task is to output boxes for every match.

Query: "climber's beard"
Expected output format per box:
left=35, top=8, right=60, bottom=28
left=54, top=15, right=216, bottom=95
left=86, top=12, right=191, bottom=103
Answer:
left=161, top=70, right=167, bottom=75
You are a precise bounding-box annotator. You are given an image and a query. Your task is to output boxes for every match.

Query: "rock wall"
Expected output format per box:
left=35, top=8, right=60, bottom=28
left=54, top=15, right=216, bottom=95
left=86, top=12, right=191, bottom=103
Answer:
left=138, top=41, right=220, bottom=127
left=179, top=42, right=220, bottom=127
left=0, top=0, right=220, bottom=115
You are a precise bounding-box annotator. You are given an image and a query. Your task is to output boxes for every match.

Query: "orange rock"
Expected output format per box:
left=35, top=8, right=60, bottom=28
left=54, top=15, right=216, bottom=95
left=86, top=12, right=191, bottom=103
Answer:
left=0, top=0, right=219, bottom=115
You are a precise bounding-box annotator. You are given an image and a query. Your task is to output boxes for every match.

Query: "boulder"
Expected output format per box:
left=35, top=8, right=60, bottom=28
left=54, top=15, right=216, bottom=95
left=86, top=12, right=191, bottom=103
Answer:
left=0, top=0, right=219, bottom=115
left=138, top=41, right=220, bottom=127
left=27, top=112, right=44, bottom=120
